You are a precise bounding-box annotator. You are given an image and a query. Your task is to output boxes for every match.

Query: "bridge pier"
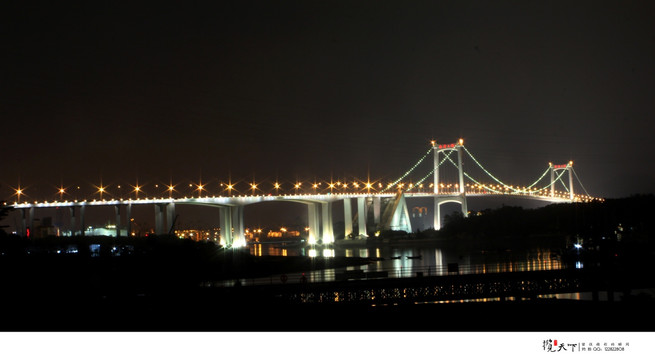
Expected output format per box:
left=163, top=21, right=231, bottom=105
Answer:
left=114, top=205, right=121, bottom=238
left=357, top=197, right=367, bottom=237
left=20, top=208, right=34, bottom=237
left=321, top=202, right=334, bottom=243
left=231, top=205, right=244, bottom=247
left=80, top=205, right=85, bottom=236
left=434, top=195, right=468, bottom=230
left=154, top=204, right=165, bottom=235
left=126, top=204, right=132, bottom=236
left=219, top=206, right=232, bottom=246
left=154, top=202, right=175, bottom=236
left=343, top=198, right=353, bottom=238
left=69, top=207, right=76, bottom=236
left=390, top=193, right=412, bottom=233
left=166, top=202, right=175, bottom=234
left=307, top=203, right=320, bottom=244
left=373, top=196, right=381, bottom=228
left=68, top=205, right=87, bottom=236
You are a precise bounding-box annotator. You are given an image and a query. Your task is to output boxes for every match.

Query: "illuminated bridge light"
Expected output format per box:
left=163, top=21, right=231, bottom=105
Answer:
left=7, top=141, right=598, bottom=244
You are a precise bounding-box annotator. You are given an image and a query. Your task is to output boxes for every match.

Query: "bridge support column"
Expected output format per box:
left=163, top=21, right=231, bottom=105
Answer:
left=231, top=205, right=245, bottom=247
left=343, top=198, right=353, bottom=239
left=457, top=143, right=466, bottom=194
left=126, top=204, right=132, bottom=237
left=434, top=197, right=441, bottom=230
left=21, top=207, right=36, bottom=237
left=20, top=208, right=31, bottom=237
left=357, top=197, right=367, bottom=237
left=434, top=144, right=440, bottom=195
left=154, top=204, right=165, bottom=235
left=307, top=203, right=319, bottom=244
left=80, top=205, right=86, bottom=236
left=28, top=207, right=34, bottom=236
left=69, top=207, right=76, bottom=236
left=219, top=207, right=233, bottom=247
left=434, top=195, right=468, bottom=230
left=322, top=202, right=334, bottom=243
left=166, top=202, right=176, bottom=235
left=373, top=197, right=381, bottom=228
left=390, top=193, right=412, bottom=233
left=114, top=205, right=121, bottom=238
left=550, top=164, right=555, bottom=197
left=569, top=164, right=574, bottom=201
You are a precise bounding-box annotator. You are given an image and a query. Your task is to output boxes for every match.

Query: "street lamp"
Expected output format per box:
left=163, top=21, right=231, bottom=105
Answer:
left=365, top=182, right=372, bottom=192
left=15, top=188, right=23, bottom=203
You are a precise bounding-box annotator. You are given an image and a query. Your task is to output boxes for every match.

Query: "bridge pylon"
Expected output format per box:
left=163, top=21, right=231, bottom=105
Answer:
left=549, top=161, right=574, bottom=201
left=432, top=139, right=468, bottom=230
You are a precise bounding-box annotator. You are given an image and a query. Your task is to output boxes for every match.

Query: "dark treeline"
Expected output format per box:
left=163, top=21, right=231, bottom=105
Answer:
left=439, top=194, right=655, bottom=241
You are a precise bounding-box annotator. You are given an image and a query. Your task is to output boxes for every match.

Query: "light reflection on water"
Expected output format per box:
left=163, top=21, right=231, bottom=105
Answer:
left=245, top=242, right=564, bottom=281
left=220, top=242, right=646, bottom=302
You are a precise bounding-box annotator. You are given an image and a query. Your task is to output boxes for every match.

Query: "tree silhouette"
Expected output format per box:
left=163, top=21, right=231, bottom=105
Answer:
left=0, top=201, right=13, bottom=236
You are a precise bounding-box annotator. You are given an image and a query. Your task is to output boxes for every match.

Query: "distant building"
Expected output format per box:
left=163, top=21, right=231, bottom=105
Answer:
left=174, top=228, right=221, bottom=242
left=267, top=228, right=301, bottom=238
left=61, top=224, right=128, bottom=237
left=32, top=217, right=59, bottom=238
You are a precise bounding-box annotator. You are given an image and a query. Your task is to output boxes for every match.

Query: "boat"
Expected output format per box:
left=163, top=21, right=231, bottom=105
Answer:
left=406, top=255, right=422, bottom=260
left=389, top=255, right=402, bottom=260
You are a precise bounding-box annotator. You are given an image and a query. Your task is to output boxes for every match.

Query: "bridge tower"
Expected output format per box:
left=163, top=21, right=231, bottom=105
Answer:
left=432, top=139, right=468, bottom=230
left=549, top=161, right=574, bottom=201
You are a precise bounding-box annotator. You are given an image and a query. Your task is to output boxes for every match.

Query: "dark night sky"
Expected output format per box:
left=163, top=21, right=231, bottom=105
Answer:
left=2, top=1, right=655, bottom=204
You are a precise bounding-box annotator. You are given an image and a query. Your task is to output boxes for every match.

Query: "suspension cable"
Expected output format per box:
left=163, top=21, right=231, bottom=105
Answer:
left=462, top=146, right=523, bottom=191
left=393, top=145, right=582, bottom=199
left=572, top=168, right=591, bottom=196
left=407, top=149, right=456, bottom=190
left=381, top=147, right=432, bottom=192
left=557, top=177, right=570, bottom=192
left=444, top=154, right=568, bottom=195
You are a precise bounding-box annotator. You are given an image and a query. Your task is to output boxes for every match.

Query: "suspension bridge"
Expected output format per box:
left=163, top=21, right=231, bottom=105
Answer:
left=6, top=139, right=599, bottom=246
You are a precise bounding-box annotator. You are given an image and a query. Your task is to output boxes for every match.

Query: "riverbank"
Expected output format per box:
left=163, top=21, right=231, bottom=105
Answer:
left=3, top=291, right=652, bottom=332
